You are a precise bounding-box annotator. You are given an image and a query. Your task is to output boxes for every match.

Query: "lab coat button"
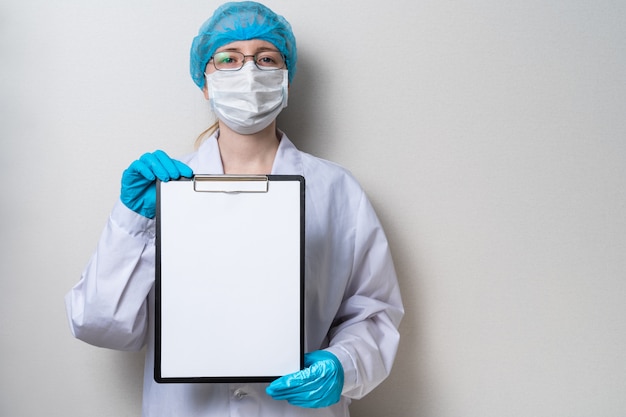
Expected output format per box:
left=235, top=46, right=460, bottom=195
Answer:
left=233, top=389, right=247, bottom=400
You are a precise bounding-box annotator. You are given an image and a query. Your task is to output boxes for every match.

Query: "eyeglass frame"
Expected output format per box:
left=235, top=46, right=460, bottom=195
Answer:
left=208, top=51, right=287, bottom=72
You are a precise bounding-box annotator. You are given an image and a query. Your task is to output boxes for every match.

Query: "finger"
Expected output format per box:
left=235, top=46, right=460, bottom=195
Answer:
left=173, top=160, right=194, bottom=178
left=282, top=379, right=337, bottom=407
left=128, top=158, right=156, bottom=181
left=267, top=369, right=319, bottom=397
left=153, top=150, right=182, bottom=180
left=287, top=398, right=321, bottom=408
left=267, top=376, right=300, bottom=397
left=139, top=152, right=171, bottom=181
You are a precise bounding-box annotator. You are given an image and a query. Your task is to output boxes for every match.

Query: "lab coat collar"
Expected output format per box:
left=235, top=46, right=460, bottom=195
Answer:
left=195, top=133, right=225, bottom=174
left=195, top=129, right=303, bottom=175
left=271, top=130, right=303, bottom=175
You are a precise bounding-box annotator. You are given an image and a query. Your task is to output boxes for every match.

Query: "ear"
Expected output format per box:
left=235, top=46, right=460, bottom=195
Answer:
left=202, top=85, right=210, bottom=100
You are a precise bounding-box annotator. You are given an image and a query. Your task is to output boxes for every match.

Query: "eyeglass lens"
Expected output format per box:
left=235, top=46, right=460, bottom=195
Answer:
left=212, top=51, right=285, bottom=70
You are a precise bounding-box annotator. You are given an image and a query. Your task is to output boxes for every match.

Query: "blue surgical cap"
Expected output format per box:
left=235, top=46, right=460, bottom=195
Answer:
left=190, top=1, right=297, bottom=89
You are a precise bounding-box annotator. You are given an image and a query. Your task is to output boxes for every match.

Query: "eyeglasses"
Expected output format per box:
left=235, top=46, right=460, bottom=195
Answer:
left=209, top=51, right=286, bottom=71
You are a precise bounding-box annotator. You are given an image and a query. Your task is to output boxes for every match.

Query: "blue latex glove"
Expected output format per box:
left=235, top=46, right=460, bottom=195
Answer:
left=120, top=150, right=193, bottom=218
left=266, top=350, right=344, bottom=408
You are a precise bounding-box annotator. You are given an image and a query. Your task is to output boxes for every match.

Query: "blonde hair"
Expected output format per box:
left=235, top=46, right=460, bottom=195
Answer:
left=194, top=120, right=219, bottom=149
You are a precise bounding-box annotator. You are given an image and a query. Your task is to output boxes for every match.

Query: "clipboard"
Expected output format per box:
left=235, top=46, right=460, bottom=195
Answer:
left=154, top=175, right=305, bottom=383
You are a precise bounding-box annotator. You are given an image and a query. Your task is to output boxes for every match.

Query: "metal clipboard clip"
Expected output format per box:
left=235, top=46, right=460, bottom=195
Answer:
left=193, top=175, right=269, bottom=193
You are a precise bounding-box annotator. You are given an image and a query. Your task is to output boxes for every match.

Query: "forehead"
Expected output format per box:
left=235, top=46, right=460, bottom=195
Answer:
left=215, top=39, right=279, bottom=53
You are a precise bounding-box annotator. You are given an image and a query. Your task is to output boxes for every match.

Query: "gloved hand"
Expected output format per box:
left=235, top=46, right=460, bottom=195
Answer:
left=120, top=150, right=193, bottom=218
left=266, top=350, right=344, bottom=408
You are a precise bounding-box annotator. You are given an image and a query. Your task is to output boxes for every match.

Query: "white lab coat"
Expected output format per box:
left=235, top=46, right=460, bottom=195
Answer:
left=66, top=132, right=404, bottom=417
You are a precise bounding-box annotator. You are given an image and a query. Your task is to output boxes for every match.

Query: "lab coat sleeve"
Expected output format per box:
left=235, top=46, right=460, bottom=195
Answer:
left=324, top=191, right=404, bottom=399
left=65, top=200, right=156, bottom=351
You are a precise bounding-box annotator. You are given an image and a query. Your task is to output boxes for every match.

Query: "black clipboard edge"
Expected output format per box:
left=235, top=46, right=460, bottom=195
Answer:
left=154, top=175, right=305, bottom=384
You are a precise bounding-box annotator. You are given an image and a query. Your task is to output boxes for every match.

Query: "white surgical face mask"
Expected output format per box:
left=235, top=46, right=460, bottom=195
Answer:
left=206, top=62, right=289, bottom=135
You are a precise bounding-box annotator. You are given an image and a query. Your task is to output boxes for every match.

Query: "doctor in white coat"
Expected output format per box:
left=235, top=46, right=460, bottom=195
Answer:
left=65, top=2, right=404, bottom=416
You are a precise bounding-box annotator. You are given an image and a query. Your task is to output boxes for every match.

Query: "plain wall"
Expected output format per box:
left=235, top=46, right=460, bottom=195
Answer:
left=1, top=0, right=625, bottom=416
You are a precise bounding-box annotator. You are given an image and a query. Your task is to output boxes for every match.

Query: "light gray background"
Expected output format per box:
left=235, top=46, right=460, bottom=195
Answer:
left=1, top=1, right=625, bottom=416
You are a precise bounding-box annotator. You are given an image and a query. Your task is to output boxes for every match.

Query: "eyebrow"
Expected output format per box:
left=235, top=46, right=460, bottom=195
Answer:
left=216, top=46, right=280, bottom=53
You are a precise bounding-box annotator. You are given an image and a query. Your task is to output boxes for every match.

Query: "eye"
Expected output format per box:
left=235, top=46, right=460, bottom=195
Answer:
left=256, top=52, right=284, bottom=68
left=213, top=52, right=243, bottom=68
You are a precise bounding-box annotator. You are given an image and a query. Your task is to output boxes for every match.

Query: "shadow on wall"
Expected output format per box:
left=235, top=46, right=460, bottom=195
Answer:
left=349, top=204, right=425, bottom=417
left=278, top=51, right=331, bottom=156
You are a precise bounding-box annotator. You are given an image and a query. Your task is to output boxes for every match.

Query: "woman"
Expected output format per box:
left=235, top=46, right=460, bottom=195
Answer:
left=65, top=2, right=403, bottom=416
